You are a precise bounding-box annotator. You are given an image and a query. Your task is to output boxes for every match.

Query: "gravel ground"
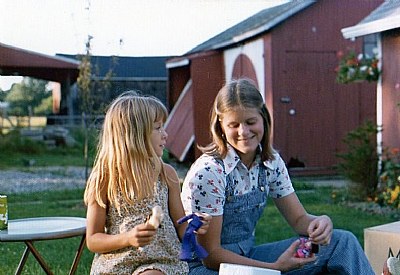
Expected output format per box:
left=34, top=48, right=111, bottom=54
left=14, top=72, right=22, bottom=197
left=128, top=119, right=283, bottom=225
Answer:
left=0, top=162, right=190, bottom=194
left=0, top=166, right=88, bottom=194
left=0, top=162, right=349, bottom=194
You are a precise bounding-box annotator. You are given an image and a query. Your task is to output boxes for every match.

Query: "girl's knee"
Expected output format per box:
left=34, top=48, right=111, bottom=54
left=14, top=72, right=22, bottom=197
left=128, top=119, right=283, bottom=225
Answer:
left=139, top=270, right=165, bottom=275
left=333, top=229, right=356, bottom=240
left=332, top=229, right=359, bottom=248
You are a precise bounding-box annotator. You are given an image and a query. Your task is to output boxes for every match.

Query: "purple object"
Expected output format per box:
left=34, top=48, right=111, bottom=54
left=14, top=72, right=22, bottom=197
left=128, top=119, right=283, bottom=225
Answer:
left=177, top=214, right=208, bottom=261
left=295, top=237, right=319, bottom=258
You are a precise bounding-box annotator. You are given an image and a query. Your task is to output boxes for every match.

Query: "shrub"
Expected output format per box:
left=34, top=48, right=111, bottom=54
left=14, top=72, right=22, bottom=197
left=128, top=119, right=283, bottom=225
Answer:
left=336, top=121, right=379, bottom=200
left=376, top=148, right=400, bottom=208
left=0, top=129, right=46, bottom=154
left=69, top=126, right=99, bottom=152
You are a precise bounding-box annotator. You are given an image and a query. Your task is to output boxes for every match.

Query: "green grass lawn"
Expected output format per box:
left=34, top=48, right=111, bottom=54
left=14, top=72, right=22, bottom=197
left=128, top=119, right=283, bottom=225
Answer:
left=0, top=127, right=98, bottom=170
left=1, top=184, right=397, bottom=274
left=1, top=190, right=91, bottom=275
left=256, top=184, right=396, bottom=246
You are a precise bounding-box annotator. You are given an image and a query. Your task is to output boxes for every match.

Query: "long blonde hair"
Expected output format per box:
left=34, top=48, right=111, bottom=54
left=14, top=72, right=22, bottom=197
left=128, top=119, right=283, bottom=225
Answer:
left=84, top=91, right=168, bottom=210
left=200, top=78, right=275, bottom=161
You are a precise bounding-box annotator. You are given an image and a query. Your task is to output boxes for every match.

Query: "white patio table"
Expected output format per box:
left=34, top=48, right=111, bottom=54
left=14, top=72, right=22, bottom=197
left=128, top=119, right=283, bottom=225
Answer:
left=0, top=217, right=86, bottom=275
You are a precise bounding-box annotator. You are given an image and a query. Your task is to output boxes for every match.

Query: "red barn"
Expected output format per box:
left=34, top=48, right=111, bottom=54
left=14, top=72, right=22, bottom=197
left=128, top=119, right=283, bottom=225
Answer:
left=165, top=0, right=383, bottom=176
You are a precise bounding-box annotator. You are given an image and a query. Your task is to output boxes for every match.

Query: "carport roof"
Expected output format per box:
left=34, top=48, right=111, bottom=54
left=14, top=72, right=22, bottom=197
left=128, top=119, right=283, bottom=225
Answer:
left=0, top=42, right=80, bottom=83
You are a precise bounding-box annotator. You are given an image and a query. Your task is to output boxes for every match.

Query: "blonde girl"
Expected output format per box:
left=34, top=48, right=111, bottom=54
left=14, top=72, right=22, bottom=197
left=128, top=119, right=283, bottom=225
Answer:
left=84, top=91, right=210, bottom=275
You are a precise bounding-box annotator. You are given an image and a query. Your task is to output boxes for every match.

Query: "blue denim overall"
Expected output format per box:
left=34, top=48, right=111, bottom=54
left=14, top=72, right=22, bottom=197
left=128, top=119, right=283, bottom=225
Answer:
left=189, top=160, right=268, bottom=274
left=219, top=161, right=267, bottom=255
left=189, top=160, right=375, bottom=275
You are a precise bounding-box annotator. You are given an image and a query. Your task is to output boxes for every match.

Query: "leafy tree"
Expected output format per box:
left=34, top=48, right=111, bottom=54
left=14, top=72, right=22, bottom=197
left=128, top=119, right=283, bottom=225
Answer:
left=77, top=35, right=93, bottom=115
left=34, top=96, right=53, bottom=115
left=0, top=89, right=6, bottom=101
left=77, top=35, right=117, bottom=180
left=77, top=35, right=116, bottom=115
left=5, top=77, right=52, bottom=115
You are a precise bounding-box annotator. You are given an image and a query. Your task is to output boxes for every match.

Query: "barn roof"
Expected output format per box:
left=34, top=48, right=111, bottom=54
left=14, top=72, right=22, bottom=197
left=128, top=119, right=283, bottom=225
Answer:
left=58, top=54, right=170, bottom=80
left=342, top=1, right=400, bottom=39
left=0, top=42, right=79, bottom=83
left=186, top=0, right=315, bottom=54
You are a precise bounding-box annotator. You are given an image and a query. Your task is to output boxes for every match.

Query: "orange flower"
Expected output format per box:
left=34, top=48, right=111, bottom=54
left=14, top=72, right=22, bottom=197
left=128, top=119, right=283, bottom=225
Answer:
left=390, top=186, right=400, bottom=203
left=391, top=148, right=400, bottom=155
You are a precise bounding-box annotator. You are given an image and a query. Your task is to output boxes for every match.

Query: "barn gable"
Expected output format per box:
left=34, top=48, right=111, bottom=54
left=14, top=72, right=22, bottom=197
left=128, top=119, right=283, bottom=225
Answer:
left=188, top=1, right=315, bottom=54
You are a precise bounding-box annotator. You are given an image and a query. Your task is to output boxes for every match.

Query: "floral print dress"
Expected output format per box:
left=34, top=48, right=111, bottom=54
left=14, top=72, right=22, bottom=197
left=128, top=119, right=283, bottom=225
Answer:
left=90, top=180, right=188, bottom=275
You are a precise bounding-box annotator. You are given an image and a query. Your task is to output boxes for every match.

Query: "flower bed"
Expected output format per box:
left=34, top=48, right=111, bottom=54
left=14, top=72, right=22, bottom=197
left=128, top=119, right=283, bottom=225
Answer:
left=376, top=148, right=400, bottom=209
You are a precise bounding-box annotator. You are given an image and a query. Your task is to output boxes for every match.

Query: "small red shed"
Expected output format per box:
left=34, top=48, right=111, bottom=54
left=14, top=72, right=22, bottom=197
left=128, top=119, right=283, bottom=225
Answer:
left=165, top=0, right=384, bottom=175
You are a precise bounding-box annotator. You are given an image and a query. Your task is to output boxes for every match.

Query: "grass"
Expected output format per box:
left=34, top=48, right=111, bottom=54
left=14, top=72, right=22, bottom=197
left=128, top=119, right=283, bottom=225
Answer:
left=256, top=183, right=397, bottom=246
left=1, top=190, right=92, bottom=275
left=1, top=183, right=397, bottom=274
left=0, top=151, right=91, bottom=169
left=0, top=127, right=98, bottom=169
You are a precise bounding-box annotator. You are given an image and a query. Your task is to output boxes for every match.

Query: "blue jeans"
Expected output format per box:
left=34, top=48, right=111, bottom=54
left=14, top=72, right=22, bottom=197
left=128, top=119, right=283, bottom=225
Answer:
left=189, top=229, right=374, bottom=275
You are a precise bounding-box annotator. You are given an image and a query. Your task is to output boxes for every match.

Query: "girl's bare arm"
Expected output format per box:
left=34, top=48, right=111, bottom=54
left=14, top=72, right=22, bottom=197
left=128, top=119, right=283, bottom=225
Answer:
left=86, top=194, right=157, bottom=253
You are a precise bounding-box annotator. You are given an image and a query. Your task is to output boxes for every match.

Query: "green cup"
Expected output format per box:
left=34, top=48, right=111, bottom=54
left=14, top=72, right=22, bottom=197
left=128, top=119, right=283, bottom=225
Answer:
left=0, top=195, right=8, bottom=230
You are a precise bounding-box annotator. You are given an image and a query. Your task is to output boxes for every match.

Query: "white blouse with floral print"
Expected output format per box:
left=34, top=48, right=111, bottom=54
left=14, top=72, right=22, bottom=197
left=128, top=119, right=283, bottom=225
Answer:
left=181, top=146, right=295, bottom=216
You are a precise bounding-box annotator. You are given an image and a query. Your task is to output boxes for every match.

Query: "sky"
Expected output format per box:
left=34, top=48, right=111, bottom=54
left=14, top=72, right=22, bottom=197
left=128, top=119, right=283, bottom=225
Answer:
left=0, top=0, right=287, bottom=90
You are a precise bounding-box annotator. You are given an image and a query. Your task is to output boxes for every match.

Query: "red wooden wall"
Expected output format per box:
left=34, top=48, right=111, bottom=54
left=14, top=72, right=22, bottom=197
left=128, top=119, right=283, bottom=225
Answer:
left=382, top=28, right=400, bottom=151
left=190, top=51, right=225, bottom=158
left=269, top=0, right=382, bottom=174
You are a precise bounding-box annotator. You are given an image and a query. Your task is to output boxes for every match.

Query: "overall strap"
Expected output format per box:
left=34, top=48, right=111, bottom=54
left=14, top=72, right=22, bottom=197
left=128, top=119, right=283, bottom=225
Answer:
left=257, top=163, right=267, bottom=192
left=214, top=158, right=235, bottom=199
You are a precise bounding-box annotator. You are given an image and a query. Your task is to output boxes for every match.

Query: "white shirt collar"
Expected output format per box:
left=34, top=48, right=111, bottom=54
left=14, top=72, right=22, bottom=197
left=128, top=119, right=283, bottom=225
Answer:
left=223, top=144, right=275, bottom=173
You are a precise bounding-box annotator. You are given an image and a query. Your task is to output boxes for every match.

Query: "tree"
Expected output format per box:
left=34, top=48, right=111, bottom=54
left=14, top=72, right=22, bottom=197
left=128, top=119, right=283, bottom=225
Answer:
left=0, top=89, right=6, bottom=101
left=77, top=35, right=117, bottom=115
left=77, top=35, right=117, bottom=180
left=77, top=35, right=93, bottom=115
left=5, top=78, right=52, bottom=116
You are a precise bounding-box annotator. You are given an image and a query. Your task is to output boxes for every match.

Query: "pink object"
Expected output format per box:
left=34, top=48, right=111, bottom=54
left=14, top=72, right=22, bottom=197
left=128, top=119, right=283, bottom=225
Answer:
left=295, top=237, right=313, bottom=258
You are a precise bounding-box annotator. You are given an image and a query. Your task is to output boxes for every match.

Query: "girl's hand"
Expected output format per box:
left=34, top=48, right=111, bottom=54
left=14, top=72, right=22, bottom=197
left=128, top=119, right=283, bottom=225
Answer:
left=307, top=215, right=333, bottom=245
left=194, top=212, right=212, bottom=235
left=127, top=223, right=157, bottom=248
left=275, top=239, right=316, bottom=272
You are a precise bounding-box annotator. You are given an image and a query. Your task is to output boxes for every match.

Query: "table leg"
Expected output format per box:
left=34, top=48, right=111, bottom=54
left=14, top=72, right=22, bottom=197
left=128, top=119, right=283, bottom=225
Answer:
left=15, top=246, right=30, bottom=275
left=68, top=234, right=86, bottom=275
left=25, top=241, right=53, bottom=275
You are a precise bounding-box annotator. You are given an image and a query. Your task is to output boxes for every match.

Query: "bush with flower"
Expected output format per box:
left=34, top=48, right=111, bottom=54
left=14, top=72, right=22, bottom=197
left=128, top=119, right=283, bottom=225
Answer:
left=376, top=147, right=400, bottom=208
left=335, top=49, right=380, bottom=84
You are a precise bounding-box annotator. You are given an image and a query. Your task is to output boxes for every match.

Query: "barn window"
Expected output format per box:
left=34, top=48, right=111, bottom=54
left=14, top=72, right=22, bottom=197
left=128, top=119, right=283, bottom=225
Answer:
left=363, top=34, right=378, bottom=58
